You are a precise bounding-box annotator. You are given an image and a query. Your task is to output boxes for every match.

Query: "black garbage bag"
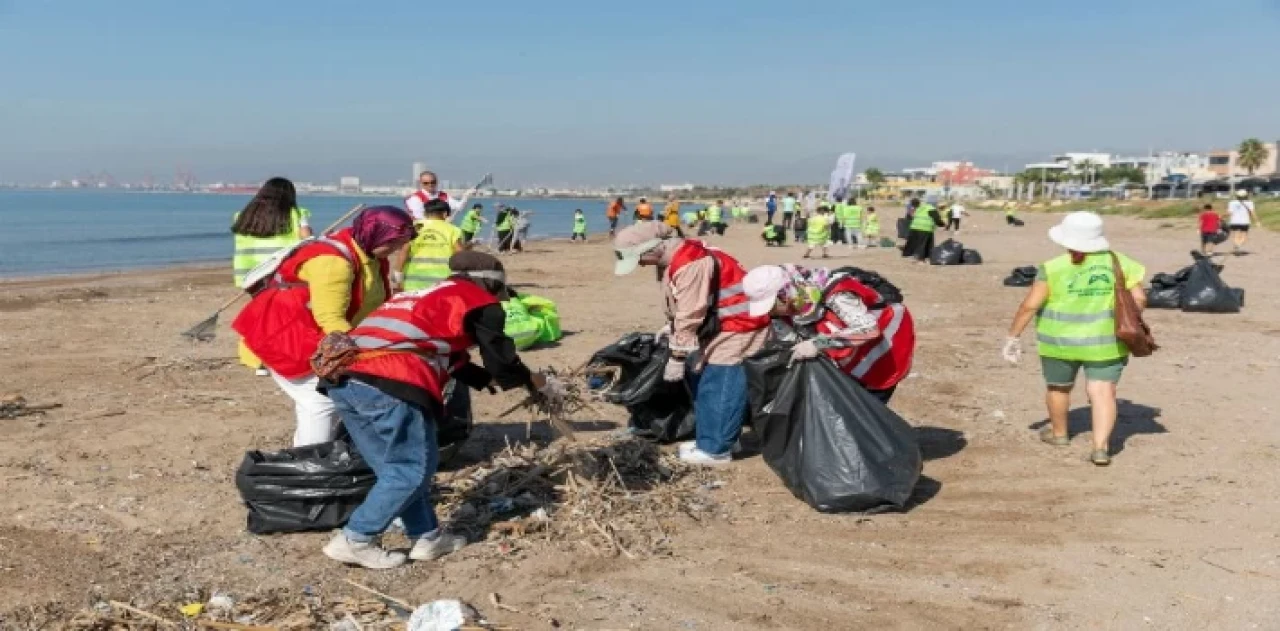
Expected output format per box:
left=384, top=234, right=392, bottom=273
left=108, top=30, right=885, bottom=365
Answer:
left=1003, top=275, right=1033, bottom=287
left=896, top=217, right=910, bottom=239
left=236, top=440, right=376, bottom=535
left=1150, top=273, right=1180, bottom=289
left=1231, top=288, right=1245, bottom=308
left=1209, top=229, right=1229, bottom=245
left=745, top=345, right=921, bottom=513
left=1182, top=258, right=1241, bottom=313
left=589, top=333, right=695, bottom=443
left=747, top=214, right=760, bottom=224
left=1145, top=286, right=1183, bottom=309
left=961, top=249, right=983, bottom=265
left=929, top=239, right=964, bottom=266
left=1010, top=217, right=1025, bottom=227
left=829, top=267, right=904, bottom=305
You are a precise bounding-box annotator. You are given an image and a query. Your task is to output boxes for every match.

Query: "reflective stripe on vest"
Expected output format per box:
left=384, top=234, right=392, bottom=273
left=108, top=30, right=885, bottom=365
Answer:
left=841, top=303, right=907, bottom=378
left=404, top=220, right=458, bottom=291
left=352, top=316, right=452, bottom=354
left=233, top=208, right=303, bottom=284
left=1035, top=252, right=1137, bottom=361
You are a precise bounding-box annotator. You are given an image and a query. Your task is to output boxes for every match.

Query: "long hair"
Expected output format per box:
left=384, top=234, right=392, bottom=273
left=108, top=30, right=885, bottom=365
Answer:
left=231, top=177, right=298, bottom=237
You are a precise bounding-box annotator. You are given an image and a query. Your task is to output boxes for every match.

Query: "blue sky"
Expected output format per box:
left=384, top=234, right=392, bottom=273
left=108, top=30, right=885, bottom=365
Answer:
left=1, top=0, right=1278, bottom=186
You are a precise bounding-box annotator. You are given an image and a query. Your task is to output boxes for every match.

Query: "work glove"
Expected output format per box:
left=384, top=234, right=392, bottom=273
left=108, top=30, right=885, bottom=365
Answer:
left=789, top=339, right=821, bottom=363
left=1002, top=336, right=1023, bottom=365
left=655, top=322, right=672, bottom=343
left=663, top=357, right=687, bottom=383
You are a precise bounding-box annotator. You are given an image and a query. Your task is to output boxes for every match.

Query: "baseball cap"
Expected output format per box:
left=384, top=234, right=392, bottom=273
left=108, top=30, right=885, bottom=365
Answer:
left=744, top=266, right=790, bottom=317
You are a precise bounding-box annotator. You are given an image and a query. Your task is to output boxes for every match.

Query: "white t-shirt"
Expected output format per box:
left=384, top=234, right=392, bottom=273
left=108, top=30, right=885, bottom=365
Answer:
left=1227, top=200, right=1254, bottom=226
left=950, top=204, right=966, bottom=219
left=782, top=196, right=797, bottom=213
left=404, top=190, right=464, bottom=220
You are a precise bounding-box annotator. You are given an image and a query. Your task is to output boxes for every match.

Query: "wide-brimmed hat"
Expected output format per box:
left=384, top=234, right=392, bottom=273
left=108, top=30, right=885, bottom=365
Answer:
left=1049, top=211, right=1110, bottom=253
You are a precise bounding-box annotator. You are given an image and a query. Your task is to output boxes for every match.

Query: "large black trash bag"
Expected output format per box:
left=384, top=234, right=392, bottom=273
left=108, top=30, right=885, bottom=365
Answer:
left=1182, top=258, right=1241, bottom=313
left=961, top=249, right=983, bottom=265
left=1145, top=286, right=1183, bottom=310
left=1002, top=265, right=1037, bottom=288
left=745, top=344, right=922, bottom=513
left=1150, top=273, right=1180, bottom=289
left=589, top=333, right=695, bottom=443
left=929, top=239, right=964, bottom=266
left=236, top=440, right=376, bottom=535
left=829, top=267, right=904, bottom=305
left=1231, top=288, right=1245, bottom=308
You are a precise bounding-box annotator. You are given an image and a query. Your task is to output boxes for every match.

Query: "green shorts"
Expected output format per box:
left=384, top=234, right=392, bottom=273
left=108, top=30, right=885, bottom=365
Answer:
left=1040, top=356, right=1127, bottom=386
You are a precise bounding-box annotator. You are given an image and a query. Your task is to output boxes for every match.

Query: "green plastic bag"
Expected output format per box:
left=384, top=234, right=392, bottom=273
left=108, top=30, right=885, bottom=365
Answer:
left=517, top=294, right=563, bottom=345
left=502, top=299, right=542, bottom=351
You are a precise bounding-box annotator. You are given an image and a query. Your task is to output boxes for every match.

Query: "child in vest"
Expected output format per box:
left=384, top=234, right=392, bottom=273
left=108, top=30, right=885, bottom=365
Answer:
left=571, top=209, right=587, bottom=243
left=803, top=208, right=831, bottom=259
left=863, top=207, right=880, bottom=247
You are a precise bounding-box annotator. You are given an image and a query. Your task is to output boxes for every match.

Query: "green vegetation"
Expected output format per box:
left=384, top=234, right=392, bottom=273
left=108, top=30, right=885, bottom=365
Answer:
left=1008, top=197, right=1279, bottom=228
left=1238, top=138, right=1270, bottom=175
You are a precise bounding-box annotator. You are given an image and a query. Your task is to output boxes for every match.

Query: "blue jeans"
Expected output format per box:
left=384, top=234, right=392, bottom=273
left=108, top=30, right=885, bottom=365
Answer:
left=330, top=379, right=440, bottom=542
left=688, top=363, right=749, bottom=456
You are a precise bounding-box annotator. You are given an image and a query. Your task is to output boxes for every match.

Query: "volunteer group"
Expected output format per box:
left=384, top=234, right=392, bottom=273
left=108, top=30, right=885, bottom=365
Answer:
left=227, top=170, right=1240, bottom=568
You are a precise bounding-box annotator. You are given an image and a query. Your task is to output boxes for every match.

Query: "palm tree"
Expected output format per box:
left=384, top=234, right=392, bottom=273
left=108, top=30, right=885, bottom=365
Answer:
left=1075, top=159, right=1098, bottom=187
left=864, top=168, right=886, bottom=188
left=1237, top=138, right=1270, bottom=175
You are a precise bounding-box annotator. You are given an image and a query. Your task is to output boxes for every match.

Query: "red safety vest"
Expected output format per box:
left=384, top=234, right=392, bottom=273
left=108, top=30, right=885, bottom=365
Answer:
left=343, top=278, right=498, bottom=402
left=813, top=276, right=915, bottom=391
left=232, top=229, right=385, bottom=379
left=665, top=240, right=770, bottom=334
left=407, top=190, right=451, bottom=209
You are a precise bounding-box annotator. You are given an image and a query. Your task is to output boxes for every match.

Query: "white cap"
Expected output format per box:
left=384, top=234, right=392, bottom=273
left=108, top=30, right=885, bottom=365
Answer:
left=744, top=266, right=790, bottom=317
left=1235, top=189, right=1249, bottom=198
left=1049, top=211, right=1110, bottom=253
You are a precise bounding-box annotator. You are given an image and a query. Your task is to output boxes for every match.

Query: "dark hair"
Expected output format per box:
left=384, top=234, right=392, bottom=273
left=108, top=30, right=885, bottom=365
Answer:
left=231, top=177, right=298, bottom=237
left=1202, top=204, right=1213, bottom=210
left=423, top=199, right=451, bottom=217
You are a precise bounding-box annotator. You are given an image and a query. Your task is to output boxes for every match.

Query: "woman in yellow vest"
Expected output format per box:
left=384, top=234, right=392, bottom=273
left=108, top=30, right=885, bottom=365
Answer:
left=1002, top=212, right=1146, bottom=466
left=900, top=198, right=945, bottom=264
left=231, top=177, right=313, bottom=376
left=398, top=199, right=464, bottom=292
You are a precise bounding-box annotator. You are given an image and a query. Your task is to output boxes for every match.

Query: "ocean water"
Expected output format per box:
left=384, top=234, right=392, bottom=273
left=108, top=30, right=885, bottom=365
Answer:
left=0, top=190, right=660, bottom=277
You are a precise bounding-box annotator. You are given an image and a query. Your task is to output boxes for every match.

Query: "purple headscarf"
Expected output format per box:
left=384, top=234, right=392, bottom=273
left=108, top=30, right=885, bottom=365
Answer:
left=351, top=206, right=416, bottom=254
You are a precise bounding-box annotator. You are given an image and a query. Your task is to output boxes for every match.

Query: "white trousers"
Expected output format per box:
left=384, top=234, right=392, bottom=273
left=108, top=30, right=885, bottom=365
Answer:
left=269, top=371, right=339, bottom=447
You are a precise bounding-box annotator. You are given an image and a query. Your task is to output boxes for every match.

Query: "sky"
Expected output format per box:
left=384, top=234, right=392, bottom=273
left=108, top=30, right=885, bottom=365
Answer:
left=1, top=0, right=1278, bottom=187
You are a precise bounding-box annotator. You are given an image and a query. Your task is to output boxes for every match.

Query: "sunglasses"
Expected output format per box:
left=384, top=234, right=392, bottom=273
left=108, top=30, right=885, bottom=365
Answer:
left=420, top=180, right=437, bottom=186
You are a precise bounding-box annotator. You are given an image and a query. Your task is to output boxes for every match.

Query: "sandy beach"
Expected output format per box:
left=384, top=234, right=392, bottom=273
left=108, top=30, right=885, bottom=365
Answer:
left=2, top=209, right=1278, bottom=628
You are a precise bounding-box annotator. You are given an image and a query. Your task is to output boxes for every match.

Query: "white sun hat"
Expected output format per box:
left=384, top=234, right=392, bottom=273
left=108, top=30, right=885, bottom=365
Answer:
left=1235, top=189, right=1249, bottom=198
left=1049, top=211, right=1110, bottom=253
left=744, top=265, right=790, bottom=317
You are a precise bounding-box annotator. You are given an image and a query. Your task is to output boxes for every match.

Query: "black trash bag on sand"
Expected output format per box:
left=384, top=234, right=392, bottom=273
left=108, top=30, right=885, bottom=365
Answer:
left=1182, top=258, right=1241, bottom=313
left=961, top=249, right=983, bottom=265
left=744, top=343, right=922, bottom=513
left=1145, top=286, right=1183, bottom=310
left=1003, top=265, right=1037, bottom=287
left=929, top=239, right=964, bottom=266
left=588, top=333, right=695, bottom=443
left=236, top=440, right=375, bottom=535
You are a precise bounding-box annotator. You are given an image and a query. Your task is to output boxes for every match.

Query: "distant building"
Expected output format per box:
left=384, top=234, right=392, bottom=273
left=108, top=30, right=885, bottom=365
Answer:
left=899, top=161, right=994, bottom=186
left=339, top=176, right=361, bottom=193
left=660, top=183, right=696, bottom=192
left=1051, top=152, right=1113, bottom=172
left=1208, top=141, right=1278, bottom=178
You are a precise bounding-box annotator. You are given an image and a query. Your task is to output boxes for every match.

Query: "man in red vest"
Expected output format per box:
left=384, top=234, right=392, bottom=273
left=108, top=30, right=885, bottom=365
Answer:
left=404, top=170, right=466, bottom=221
left=314, top=251, right=564, bottom=569
left=742, top=264, right=916, bottom=403
left=612, top=223, right=772, bottom=466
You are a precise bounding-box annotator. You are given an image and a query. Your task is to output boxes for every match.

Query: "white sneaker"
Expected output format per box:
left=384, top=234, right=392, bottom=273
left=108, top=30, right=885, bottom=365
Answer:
left=388, top=517, right=405, bottom=532
left=409, top=532, right=468, bottom=561
left=679, top=448, right=731, bottom=467
left=254, top=368, right=269, bottom=377
left=322, top=532, right=407, bottom=569
left=678, top=441, right=697, bottom=455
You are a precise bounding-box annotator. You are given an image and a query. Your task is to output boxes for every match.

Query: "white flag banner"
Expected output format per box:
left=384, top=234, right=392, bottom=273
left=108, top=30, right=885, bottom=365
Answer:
left=827, top=152, right=857, bottom=201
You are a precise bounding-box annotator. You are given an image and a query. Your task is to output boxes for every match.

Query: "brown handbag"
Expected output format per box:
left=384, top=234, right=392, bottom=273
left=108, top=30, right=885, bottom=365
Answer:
left=1110, top=253, right=1158, bottom=357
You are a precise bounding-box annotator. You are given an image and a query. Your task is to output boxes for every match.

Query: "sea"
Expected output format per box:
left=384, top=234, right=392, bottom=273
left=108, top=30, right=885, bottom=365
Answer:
left=0, top=190, right=678, bottom=278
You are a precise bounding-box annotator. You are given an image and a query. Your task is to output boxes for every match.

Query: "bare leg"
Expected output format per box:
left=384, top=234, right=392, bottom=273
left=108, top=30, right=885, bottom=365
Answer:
left=1046, top=385, right=1072, bottom=438
left=1084, top=380, right=1118, bottom=452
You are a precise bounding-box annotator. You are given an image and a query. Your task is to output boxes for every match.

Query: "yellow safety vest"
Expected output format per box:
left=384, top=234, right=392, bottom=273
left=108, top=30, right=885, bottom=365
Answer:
left=403, top=218, right=462, bottom=291
left=232, top=207, right=307, bottom=286
left=1036, top=252, right=1145, bottom=361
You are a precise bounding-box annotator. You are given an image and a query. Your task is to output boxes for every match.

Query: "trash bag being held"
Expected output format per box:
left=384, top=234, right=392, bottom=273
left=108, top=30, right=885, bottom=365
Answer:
left=235, top=440, right=376, bottom=535
left=745, top=344, right=922, bottom=513
left=1181, top=258, right=1241, bottom=313
left=929, top=239, right=964, bottom=266
left=588, top=333, right=695, bottom=443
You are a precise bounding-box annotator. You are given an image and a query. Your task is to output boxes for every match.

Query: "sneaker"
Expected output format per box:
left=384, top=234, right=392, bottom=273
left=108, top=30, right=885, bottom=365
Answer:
left=409, top=532, right=468, bottom=561
left=255, top=367, right=269, bottom=377
left=387, top=517, right=405, bottom=532
left=1090, top=449, right=1112, bottom=467
left=678, top=441, right=696, bottom=455
left=679, top=448, right=731, bottom=467
left=322, top=533, right=407, bottom=569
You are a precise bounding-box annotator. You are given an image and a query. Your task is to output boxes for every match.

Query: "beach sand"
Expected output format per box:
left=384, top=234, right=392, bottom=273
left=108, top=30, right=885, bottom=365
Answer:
left=2, top=211, right=1278, bottom=628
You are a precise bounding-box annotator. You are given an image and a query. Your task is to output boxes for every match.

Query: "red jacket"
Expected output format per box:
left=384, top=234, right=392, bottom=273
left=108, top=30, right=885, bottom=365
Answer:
left=665, top=240, right=771, bottom=335
left=343, top=278, right=498, bottom=402
left=813, top=277, right=915, bottom=391
left=232, top=229, right=383, bottom=379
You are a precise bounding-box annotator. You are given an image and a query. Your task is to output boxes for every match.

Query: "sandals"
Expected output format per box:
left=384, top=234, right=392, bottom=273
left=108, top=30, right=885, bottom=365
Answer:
left=1090, top=450, right=1112, bottom=466
left=1039, top=427, right=1070, bottom=447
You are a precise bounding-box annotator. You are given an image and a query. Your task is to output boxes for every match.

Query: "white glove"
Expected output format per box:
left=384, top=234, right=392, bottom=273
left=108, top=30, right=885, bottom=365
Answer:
left=663, top=357, right=687, bottom=383
left=789, top=339, right=821, bottom=362
left=1002, top=337, right=1023, bottom=365
left=655, top=322, right=672, bottom=342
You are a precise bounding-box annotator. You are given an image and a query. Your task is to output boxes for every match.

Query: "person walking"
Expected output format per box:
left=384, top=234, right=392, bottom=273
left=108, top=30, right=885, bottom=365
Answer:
left=611, top=223, right=771, bottom=466
left=946, top=202, right=968, bottom=234
left=781, top=191, right=798, bottom=229
left=803, top=207, right=832, bottom=259
left=1199, top=203, right=1224, bottom=256
left=231, top=178, right=314, bottom=376
left=663, top=195, right=685, bottom=237
left=513, top=209, right=532, bottom=252
left=233, top=207, right=415, bottom=446
left=1002, top=212, right=1146, bottom=466
left=315, top=252, right=564, bottom=568
left=901, top=198, right=945, bottom=264
left=743, top=264, right=915, bottom=403
left=495, top=208, right=516, bottom=253
left=399, top=199, right=464, bottom=293
left=571, top=209, right=588, bottom=243
left=459, top=203, right=486, bottom=246
left=1226, top=190, right=1259, bottom=254
left=765, top=191, right=778, bottom=225
left=606, top=197, right=626, bottom=236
